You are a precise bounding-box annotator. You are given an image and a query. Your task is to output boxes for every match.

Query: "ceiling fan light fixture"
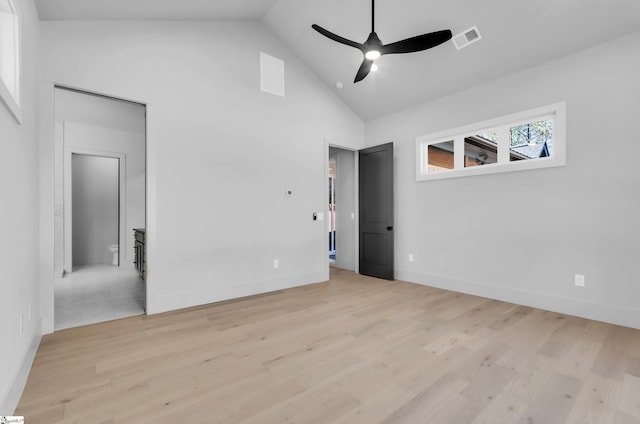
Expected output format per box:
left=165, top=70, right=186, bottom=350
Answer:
left=371, top=63, right=379, bottom=72
left=365, top=50, right=381, bottom=60
left=311, top=0, right=452, bottom=82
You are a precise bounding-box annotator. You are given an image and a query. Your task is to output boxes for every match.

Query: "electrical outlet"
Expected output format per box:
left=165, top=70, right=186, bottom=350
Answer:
left=575, top=274, right=585, bottom=287
left=273, top=259, right=279, bottom=269
left=409, top=254, right=414, bottom=262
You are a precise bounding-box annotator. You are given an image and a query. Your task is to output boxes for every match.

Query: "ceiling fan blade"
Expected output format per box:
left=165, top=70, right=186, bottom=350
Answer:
left=312, top=24, right=365, bottom=52
left=381, top=29, right=452, bottom=55
left=354, top=59, right=373, bottom=83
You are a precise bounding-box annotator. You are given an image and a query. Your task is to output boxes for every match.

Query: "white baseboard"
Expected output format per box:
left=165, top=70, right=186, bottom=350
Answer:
left=0, top=334, right=41, bottom=415
left=396, top=269, right=640, bottom=330
left=148, top=271, right=327, bottom=315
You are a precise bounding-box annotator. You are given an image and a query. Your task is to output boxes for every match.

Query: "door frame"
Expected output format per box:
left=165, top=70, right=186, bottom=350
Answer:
left=64, top=149, right=126, bottom=273
left=323, top=140, right=359, bottom=277
left=39, top=81, right=151, bottom=335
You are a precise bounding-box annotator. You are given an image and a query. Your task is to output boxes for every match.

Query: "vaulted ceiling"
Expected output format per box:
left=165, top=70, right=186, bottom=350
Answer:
left=35, top=0, right=640, bottom=121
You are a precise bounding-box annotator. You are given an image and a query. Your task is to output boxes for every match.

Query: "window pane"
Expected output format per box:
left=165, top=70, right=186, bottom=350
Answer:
left=0, top=0, right=12, bottom=14
left=428, top=141, right=454, bottom=172
left=464, top=136, right=497, bottom=167
left=0, top=2, right=18, bottom=103
left=510, top=119, right=553, bottom=161
left=477, top=130, right=497, bottom=142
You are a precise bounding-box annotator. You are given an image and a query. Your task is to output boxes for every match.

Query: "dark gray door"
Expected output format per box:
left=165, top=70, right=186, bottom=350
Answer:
left=359, top=142, right=394, bottom=280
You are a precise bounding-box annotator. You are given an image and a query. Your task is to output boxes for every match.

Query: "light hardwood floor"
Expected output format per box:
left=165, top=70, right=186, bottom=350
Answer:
left=16, top=269, right=640, bottom=423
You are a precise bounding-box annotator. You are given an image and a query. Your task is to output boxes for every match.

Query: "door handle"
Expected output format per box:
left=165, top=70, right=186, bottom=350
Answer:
left=386, top=226, right=394, bottom=231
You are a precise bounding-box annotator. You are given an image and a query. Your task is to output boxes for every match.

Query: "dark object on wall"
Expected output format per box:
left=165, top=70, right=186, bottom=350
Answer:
left=134, top=228, right=146, bottom=281
left=312, top=0, right=452, bottom=82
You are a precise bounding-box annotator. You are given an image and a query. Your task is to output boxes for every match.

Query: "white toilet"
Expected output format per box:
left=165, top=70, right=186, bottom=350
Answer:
left=108, top=244, right=119, bottom=266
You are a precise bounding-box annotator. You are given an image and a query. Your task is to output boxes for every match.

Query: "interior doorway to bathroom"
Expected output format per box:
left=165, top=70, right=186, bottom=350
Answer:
left=53, top=86, right=146, bottom=330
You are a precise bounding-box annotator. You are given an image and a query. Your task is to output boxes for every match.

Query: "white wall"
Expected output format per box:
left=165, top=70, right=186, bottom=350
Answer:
left=72, top=154, right=119, bottom=265
left=0, top=0, right=41, bottom=414
left=39, top=21, right=365, bottom=315
left=365, top=30, right=640, bottom=329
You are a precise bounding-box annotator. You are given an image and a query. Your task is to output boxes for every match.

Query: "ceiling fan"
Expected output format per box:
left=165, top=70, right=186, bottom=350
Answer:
left=311, top=0, right=452, bottom=83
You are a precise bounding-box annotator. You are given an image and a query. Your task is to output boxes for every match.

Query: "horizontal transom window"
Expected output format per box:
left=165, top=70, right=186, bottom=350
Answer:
left=416, top=102, right=566, bottom=181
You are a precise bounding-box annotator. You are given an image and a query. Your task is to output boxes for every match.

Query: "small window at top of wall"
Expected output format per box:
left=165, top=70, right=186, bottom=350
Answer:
left=416, top=102, right=565, bottom=181
left=0, top=0, right=21, bottom=123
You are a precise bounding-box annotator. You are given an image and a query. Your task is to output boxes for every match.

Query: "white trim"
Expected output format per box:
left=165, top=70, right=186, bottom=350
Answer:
left=143, top=103, right=152, bottom=314
left=0, top=0, right=21, bottom=123
left=396, top=269, right=640, bottom=330
left=38, top=81, right=55, bottom=335
left=326, top=139, right=360, bottom=275
left=354, top=153, right=359, bottom=275
left=416, top=102, right=566, bottom=181
left=323, top=140, right=330, bottom=280
left=0, top=334, right=41, bottom=414
left=0, top=77, right=21, bottom=123
left=151, top=271, right=325, bottom=314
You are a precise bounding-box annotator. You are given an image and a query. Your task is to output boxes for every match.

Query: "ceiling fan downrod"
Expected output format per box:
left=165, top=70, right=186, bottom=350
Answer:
left=371, top=0, right=375, bottom=33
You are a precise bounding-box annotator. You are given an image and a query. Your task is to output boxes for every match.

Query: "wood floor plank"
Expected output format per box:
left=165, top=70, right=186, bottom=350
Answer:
left=15, top=268, right=640, bottom=423
left=517, top=372, right=584, bottom=424
left=332, top=384, right=415, bottom=424
left=592, top=326, right=639, bottom=381
left=565, top=373, right=622, bottom=424
left=379, top=374, right=469, bottom=423
left=618, top=374, right=640, bottom=418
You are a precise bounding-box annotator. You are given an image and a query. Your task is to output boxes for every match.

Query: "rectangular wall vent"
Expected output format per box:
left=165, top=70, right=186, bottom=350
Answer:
left=453, top=26, right=482, bottom=50
left=260, top=52, right=285, bottom=97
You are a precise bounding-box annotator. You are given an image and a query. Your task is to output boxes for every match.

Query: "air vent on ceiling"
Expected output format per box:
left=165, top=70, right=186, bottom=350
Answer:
left=453, top=26, right=481, bottom=50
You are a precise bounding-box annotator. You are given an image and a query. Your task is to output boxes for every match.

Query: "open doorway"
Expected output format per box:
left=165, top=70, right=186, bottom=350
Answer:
left=328, top=146, right=357, bottom=271
left=71, top=154, right=120, bottom=267
left=329, top=156, right=336, bottom=262
left=54, top=87, right=146, bottom=330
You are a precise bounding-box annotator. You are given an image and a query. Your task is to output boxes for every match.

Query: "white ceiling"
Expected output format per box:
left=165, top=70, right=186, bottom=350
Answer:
left=35, top=0, right=278, bottom=20
left=36, top=0, right=640, bottom=121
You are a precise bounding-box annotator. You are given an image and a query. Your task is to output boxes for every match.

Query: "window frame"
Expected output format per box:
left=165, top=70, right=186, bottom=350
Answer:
left=0, top=0, right=22, bottom=123
left=416, top=102, right=566, bottom=181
